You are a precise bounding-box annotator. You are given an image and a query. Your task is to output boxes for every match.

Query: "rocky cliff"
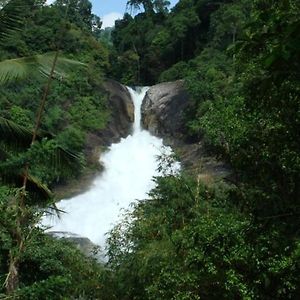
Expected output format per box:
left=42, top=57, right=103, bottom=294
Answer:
left=84, top=80, right=133, bottom=158
left=54, top=80, right=134, bottom=199
left=142, top=80, right=229, bottom=179
left=99, top=79, right=134, bottom=144
left=83, top=79, right=134, bottom=166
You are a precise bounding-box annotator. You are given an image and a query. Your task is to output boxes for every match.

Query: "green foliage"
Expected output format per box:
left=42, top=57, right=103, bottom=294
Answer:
left=0, top=186, right=110, bottom=299
left=53, top=0, right=102, bottom=34
left=56, top=126, right=85, bottom=152
left=0, top=2, right=111, bottom=296
left=1, top=0, right=300, bottom=298
left=158, top=61, right=189, bottom=82
left=0, top=223, right=108, bottom=299
left=111, top=11, right=168, bottom=84
left=9, top=105, right=32, bottom=128
left=175, top=52, right=237, bottom=146
left=0, top=0, right=29, bottom=45
left=114, top=49, right=140, bottom=85
left=111, top=0, right=235, bottom=84
left=0, top=0, right=110, bottom=184
left=0, top=53, right=85, bottom=83
left=17, top=233, right=104, bottom=299
left=192, top=0, right=300, bottom=218
left=154, top=0, right=300, bottom=221
left=106, top=175, right=300, bottom=299
left=69, top=95, right=108, bottom=131
left=209, top=0, right=251, bottom=49
left=127, top=0, right=171, bottom=14
left=104, top=1, right=300, bottom=299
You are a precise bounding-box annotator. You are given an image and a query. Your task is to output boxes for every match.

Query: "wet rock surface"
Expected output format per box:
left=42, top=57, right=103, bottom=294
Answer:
left=98, top=79, right=134, bottom=145
left=142, top=80, right=188, bottom=139
left=141, top=80, right=230, bottom=179
left=85, top=79, right=134, bottom=159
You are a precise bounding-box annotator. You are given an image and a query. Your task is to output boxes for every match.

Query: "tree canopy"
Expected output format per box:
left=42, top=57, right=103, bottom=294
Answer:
left=1, top=0, right=300, bottom=298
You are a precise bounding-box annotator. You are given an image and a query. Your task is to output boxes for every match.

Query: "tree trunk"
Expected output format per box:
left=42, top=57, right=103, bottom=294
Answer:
left=6, top=254, right=19, bottom=294
left=5, top=51, right=59, bottom=295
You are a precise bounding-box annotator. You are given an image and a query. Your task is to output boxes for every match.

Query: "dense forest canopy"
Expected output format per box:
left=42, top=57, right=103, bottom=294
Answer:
left=0, top=0, right=299, bottom=298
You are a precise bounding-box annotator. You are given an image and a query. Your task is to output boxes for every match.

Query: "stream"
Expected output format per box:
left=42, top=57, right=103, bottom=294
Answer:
left=43, top=87, right=178, bottom=249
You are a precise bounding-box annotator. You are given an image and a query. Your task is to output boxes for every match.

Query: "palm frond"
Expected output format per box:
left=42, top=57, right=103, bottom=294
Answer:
left=36, top=53, right=86, bottom=79
left=27, top=173, right=53, bottom=204
left=0, top=116, right=34, bottom=148
left=50, top=145, right=83, bottom=177
left=0, top=53, right=85, bottom=83
left=0, top=145, right=81, bottom=203
left=0, top=170, right=53, bottom=204
left=0, top=56, right=33, bottom=83
left=42, top=201, right=64, bottom=218
left=0, top=116, right=52, bottom=150
left=0, top=117, right=82, bottom=172
left=0, top=0, right=29, bottom=44
left=0, top=145, right=8, bottom=161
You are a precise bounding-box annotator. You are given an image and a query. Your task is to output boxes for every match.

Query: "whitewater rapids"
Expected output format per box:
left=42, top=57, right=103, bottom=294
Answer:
left=43, top=87, right=178, bottom=248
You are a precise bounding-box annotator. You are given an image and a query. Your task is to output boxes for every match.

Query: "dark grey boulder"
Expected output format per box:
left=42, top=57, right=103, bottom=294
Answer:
left=141, top=80, right=230, bottom=179
left=85, top=79, right=134, bottom=154
left=100, top=79, right=134, bottom=144
left=141, top=80, right=188, bottom=139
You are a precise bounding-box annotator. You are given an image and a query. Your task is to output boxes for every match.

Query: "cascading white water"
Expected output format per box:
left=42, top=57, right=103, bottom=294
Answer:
left=132, top=86, right=144, bottom=133
left=43, top=87, right=178, bottom=248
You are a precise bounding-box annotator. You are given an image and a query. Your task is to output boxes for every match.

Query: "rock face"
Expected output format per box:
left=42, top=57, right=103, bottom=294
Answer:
left=48, top=231, right=105, bottom=261
left=54, top=80, right=134, bottom=199
left=100, top=79, right=134, bottom=144
left=141, top=80, right=230, bottom=179
left=86, top=80, right=133, bottom=150
left=142, top=80, right=188, bottom=139
left=84, top=80, right=134, bottom=164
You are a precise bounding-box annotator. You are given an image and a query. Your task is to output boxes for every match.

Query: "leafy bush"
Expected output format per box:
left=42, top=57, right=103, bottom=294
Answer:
left=106, top=175, right=300, bottom=299
left=0, top=228, right=111, bottom=299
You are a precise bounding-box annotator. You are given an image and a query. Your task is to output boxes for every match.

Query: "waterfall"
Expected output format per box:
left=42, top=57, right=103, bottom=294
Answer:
left=43, top=87, right=178, bottom=248
left=130, top=86, right=146, bottom=133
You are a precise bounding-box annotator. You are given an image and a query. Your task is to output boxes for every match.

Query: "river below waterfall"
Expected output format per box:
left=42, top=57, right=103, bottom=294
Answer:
left=43, top=87, right=178, bottom=248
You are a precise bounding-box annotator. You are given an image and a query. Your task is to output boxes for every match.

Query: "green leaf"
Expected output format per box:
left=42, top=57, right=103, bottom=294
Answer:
left=0, top=116, right=34, bottom=149
left=0, top=0, right=29, bottom=44
left=0, top=53, right=85, bottom=83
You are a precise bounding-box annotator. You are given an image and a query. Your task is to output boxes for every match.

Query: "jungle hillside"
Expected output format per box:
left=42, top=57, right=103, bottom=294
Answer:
left=0, top=0, right=300, bottom=299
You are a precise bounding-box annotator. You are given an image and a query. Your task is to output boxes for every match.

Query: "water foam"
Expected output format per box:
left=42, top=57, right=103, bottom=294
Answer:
left=43, top=87, right=178, bottom=247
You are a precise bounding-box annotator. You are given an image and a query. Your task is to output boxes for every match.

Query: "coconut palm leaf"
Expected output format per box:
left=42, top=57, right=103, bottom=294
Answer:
left=0, top=116, right=52, bottom=149
left=0, top=144, right=81, bottom=206
left=0, top=146, right=7, bottom=160
left=27, top=173, right=53, bottom=204
left=0, top=116, right=82, bottom=174
left=0, top=53, right=85, bottom=83
left=0, top=0, right=29, bottom=44
left=0, top=146, right=81, bottom=204
left=51, top=146, right=83, bottom=176
left=0, top=169, right=53, bottom=204
left=38, top=53, right=86, bottom=76
left=0, top=116, right=34, bottom=148
left=43, top=200, right=64, bottom=218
